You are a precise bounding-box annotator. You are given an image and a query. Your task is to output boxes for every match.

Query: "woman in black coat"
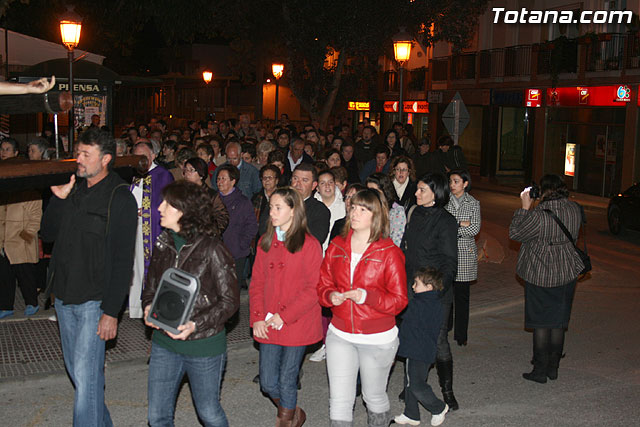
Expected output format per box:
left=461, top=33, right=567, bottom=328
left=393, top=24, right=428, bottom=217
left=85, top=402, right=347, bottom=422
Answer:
left=402, top=172, right=459, bottom=411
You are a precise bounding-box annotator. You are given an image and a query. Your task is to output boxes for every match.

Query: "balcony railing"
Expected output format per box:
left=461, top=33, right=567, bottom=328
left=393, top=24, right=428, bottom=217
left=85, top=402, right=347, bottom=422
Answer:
left=536, top=38, right=578, bottom=75
left=627, top=33, right=640, bottom=69
left=504, top=45, right=532, bottom=76
left=451, top=53, right=476, bottom=80
left=586, top=33, right=625, bottom=71
left=479, top=49, right=504, bottom=78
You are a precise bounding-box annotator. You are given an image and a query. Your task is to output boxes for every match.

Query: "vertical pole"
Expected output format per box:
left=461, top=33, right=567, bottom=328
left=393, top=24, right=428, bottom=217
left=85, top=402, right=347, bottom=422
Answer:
left=68, top=49, right=74, bottom=155
left=54, top=113, right=59, bottom=159
left=398, top=65, right=404, bottom=124
left=274, top=79, right=280, bottom=122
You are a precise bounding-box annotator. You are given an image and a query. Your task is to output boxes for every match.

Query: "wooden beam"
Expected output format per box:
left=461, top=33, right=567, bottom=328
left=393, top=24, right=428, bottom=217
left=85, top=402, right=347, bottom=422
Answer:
left=0, top=92, right=73, bottom=114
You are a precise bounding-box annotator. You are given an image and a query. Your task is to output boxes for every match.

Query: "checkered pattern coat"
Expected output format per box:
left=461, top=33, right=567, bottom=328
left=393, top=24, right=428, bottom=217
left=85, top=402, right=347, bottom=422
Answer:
left=445, top=192, right=481, bottom=281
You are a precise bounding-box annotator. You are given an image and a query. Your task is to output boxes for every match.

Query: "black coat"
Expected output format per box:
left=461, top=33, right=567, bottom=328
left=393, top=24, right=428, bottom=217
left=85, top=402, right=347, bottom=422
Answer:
left=402, top=206, right=458, bottom=303
left=397, top=291, right=443, bottom=363
left=305, top=195, right=330, bottom=245
left=41, top=172, right=137, bottom=317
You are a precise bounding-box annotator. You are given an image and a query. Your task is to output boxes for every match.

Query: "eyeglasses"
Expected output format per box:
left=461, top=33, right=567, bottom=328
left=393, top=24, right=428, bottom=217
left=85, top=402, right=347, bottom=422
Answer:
left=262, top=176, right=276, bottom=181
left=183, top=167, right=197, bottom=174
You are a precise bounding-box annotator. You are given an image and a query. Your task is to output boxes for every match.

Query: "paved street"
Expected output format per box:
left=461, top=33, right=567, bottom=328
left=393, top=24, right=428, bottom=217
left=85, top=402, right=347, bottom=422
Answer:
left=1, top=185, right=639, bottom=426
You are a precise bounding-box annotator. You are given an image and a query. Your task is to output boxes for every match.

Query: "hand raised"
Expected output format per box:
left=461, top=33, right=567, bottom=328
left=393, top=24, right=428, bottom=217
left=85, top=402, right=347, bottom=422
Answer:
left=51, top=174, right=76, bottom=199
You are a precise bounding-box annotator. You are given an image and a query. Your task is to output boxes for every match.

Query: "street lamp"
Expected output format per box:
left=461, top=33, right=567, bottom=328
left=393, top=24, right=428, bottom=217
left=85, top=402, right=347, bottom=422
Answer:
left=202, top=70, right=213, bottom=84
left=60, top=6, right=82, bottom=154
left=393, top=29, right=412, bottom=124
left=272, top=63, right=284, bottom=121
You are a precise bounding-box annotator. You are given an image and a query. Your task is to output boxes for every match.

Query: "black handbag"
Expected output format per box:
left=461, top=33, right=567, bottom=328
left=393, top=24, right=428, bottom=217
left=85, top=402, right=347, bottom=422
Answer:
left=544, top=209, right=592, bottom=275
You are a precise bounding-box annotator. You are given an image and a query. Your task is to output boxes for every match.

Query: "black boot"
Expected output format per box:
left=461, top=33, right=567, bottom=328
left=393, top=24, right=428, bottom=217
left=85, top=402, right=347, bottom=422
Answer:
left=436, top=359, right=459, bottom=411
left=523, top=351, right=548, bottom=383
left=547, top=352, right=563, bottom=380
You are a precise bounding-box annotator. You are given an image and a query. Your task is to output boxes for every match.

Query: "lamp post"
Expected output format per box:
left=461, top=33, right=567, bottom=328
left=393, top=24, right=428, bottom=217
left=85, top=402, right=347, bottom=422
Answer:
left=393, top=29, right=412, bottom=125
left=60, top=7, right=82, bottom=154
left=272, top=63, right=284, bottom=122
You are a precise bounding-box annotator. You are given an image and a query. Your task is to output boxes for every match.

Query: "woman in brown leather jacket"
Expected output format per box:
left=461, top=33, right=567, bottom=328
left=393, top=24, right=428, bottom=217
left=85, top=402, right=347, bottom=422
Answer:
left=142, top=181, right=239, bottom=427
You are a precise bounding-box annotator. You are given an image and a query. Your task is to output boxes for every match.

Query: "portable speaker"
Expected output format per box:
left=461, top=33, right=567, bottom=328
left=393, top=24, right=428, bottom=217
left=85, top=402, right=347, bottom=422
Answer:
left=146, top=267, right=200, bottom=335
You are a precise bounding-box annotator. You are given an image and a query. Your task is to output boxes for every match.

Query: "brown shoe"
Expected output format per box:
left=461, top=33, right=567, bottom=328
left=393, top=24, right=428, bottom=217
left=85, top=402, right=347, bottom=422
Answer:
left=292, top=406, right=306, bottom=427
left=276, top=405, right=295, bottom=427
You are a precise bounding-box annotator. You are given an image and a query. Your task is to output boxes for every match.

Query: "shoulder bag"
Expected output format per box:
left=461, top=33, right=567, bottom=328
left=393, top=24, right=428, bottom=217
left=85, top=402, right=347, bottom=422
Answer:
left=543, top=209, right=592, bottom=275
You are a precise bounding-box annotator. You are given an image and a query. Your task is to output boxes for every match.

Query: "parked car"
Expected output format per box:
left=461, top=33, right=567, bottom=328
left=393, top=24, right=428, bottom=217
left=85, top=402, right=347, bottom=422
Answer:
left=608, top=183, right=640, bottom=234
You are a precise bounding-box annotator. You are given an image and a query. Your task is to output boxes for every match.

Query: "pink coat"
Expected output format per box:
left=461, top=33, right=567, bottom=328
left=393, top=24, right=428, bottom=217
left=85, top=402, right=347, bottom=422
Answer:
left=250, top=233, right=323, bottom=346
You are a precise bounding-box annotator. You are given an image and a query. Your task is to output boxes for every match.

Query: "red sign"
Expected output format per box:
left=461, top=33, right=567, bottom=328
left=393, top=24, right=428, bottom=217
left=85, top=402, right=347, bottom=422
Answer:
left=546, top=85, right=631, bottom=107
left=383, top=101, right=429, bottom=113
left=384, top=101, right=398, bottom=112
left=526, top=89, right=542, bottom=107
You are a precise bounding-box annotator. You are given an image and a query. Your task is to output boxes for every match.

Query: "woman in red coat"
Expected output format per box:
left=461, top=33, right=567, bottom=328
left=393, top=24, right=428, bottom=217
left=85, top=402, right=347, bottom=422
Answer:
left=250, top=186, right=323, bottom=427
left=317, top=188, right=408, bottom=427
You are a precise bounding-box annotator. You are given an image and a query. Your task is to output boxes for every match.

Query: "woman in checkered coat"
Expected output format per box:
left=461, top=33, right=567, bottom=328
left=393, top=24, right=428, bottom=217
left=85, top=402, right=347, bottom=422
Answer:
left=445, top=170, right=481, bottom=346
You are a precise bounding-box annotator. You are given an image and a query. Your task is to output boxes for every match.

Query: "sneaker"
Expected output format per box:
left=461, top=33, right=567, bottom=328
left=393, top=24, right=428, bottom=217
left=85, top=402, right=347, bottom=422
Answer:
left=393, top=413, right=420, bottom=425
left=48, top=314, right=57, bottom=322
left=430, top=404, right=449, bottom=426
left=0, top=310, right=14, bottom=320
left=309, top=344, right=326, bottom=362
left=24, top=305, right=40, bottom=316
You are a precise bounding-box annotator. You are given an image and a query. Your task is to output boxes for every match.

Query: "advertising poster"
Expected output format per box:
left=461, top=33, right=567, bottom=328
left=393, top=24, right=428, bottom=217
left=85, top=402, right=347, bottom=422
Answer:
left=565, top=143, right=576, bottom=177
left=74, top=95, right=107, bottom=129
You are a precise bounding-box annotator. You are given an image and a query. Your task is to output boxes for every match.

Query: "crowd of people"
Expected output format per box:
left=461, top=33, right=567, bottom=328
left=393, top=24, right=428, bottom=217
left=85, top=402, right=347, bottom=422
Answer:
left=0, top=112, right=587, bottom=427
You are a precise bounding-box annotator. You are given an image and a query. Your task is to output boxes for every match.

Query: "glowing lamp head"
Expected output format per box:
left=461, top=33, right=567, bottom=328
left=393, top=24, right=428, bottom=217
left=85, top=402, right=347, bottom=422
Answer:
left=272, top=63, right=284, bottom=79
left=392, top=29, right=413, bottom=64
left=202, top=70, right=213, bottom=84
left=59, top=8, right=82, bottom=50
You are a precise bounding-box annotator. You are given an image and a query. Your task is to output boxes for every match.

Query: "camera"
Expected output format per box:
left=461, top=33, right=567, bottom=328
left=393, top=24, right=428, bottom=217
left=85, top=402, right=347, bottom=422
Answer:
left=524, top=183, right=541, bottom=199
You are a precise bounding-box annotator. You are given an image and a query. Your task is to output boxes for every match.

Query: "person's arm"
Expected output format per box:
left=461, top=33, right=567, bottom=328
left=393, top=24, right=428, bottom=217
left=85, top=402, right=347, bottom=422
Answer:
left=20, top=198, right=42, bottom=243
left=211, top=192, right=229, bottom=235
left=277, top=239, right=323, bottom=325
left=0, top=77, right=55, bottom=95
left=438, top=215, right=459, bottom=295
left=317, top=244, right=343, bottom=307
left=249, top=241, right=267, bottom=325
left=361, top=247, right=408, bottom=315
left=192, top=241, right=240, bottom=331
left=458, top=199, right=481, bottom=237
left=101, top=189, right=138, bottom=318
left=308, top=202, right=330, bottom=245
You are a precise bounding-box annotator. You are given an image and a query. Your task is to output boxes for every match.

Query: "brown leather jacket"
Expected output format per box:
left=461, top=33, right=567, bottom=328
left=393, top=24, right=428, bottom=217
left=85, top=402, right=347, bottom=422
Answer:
left=141, top=230, right=239, bottom=340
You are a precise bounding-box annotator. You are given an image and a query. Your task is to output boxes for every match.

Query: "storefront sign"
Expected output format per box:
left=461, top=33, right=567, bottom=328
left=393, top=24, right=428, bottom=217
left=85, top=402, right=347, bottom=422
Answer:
left=383, top=101, right=429, bottom=113
left=526, top=89, right=542, bottom=107
left=348, top=101, right=370, bottom=111
left=547, top=85, right=631, bottom=107
left=57, top=82, right=104, bottom=93
left=404, top=101, right=429, bottom=113
left=565, top=143, right=576, bottom=177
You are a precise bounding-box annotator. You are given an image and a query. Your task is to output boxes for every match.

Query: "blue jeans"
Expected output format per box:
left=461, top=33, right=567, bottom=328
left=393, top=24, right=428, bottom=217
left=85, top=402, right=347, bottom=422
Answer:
left=55, top=299, right=113, bottom=427
left=148, top=344, right=228, bottom=427
left=259, top=343, right=306, bottom=409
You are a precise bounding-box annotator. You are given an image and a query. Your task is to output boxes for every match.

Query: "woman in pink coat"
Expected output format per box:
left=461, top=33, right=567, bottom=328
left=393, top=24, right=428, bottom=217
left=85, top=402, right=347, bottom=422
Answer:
left=250, top=186, right=323, bottom=427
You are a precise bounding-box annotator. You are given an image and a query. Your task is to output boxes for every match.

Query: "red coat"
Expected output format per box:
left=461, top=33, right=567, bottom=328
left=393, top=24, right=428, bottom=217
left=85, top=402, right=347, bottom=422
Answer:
left=250, top=233, right=323, bottom=346
left=317, top=231, right=408, bottom=334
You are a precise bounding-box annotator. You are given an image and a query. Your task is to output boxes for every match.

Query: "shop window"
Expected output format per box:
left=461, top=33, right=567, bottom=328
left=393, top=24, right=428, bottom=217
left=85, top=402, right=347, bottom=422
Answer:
left=498, top=107, right=526, bottom=171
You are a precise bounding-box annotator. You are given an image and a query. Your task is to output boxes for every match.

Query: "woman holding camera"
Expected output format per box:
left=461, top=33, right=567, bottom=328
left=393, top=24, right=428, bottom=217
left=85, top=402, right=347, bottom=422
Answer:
left=142, top=181, right=240, bottom=427
left=250, top=187, right=323, bottom=427
left=318, top=188, right=408, bottom=427
left=509, top=174, right=585, bottom=383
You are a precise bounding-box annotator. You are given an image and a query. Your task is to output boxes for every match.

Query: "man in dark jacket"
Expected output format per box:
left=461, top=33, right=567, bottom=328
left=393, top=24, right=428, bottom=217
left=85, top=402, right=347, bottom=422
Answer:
left=41, top=128, right=137, bottom=426
left=291, top=163, right=330, bottom=245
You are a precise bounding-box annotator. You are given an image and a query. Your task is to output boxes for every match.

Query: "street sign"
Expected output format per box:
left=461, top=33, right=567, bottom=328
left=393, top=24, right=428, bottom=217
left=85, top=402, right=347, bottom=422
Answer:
left=442, top=92, right=469, bottom=144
